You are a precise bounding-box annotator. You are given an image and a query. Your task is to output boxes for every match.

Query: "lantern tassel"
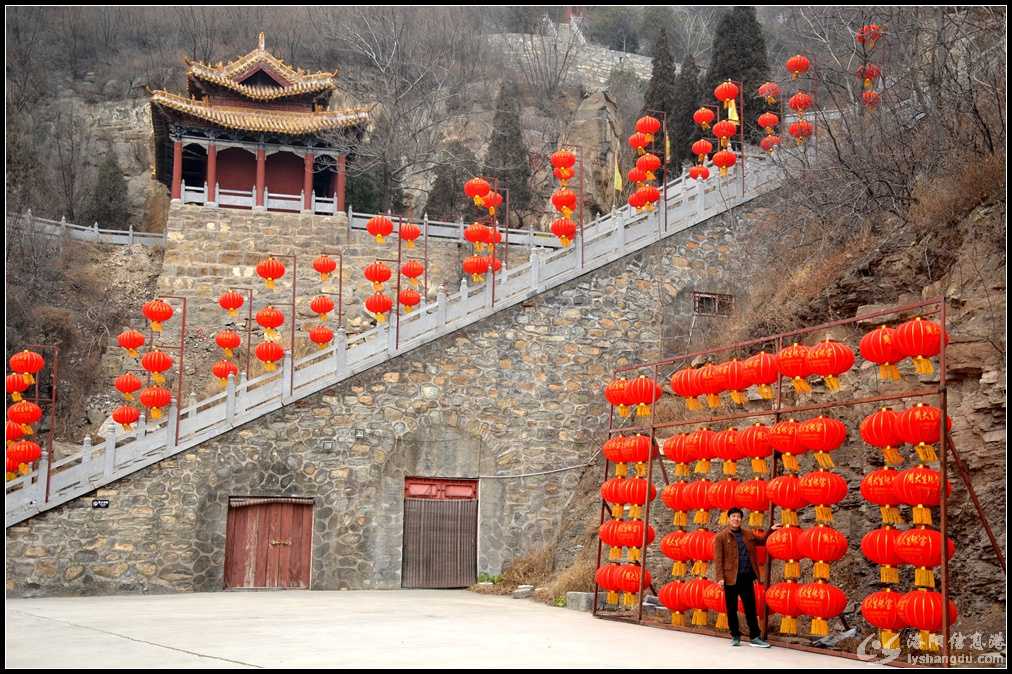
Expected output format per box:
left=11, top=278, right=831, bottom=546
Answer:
left=127, top=348, right=139, bottom=359
left=883, top=446, right=904, bottom=465
left=913, top=505, right=932, bottom=526
left=606, top=590, right=618, bottom=605
left=629, top=547, right=640, bottom=562
left=757, top=384, right=775, bottom=400
left=781, top=510, right=798, bottom=527
left=123, top=392, right=134, bottom=401
left=11, top=392, right=22, bottom=402
left=672, top=612, right=685, bottom=627
left=266, top=278, right=276, bottom=289
left=152, top=373, right=166, bottom=385
left=406, top=240, right=415, bottom=249
left=376, top=313, right=387, bottom=324
left=118, top=422, right=134, bottom=432
left=609, top=546, right=620, bottom=561
left=635, top=462, right=646, bottom=478
left=217, top=377, right=228, bottom=389
left=785, top=559, right=800, bottom=579
left=719, top=511, right=729, bottom=526
left=722, top=460, right=737, bottom=475
left=706, top=393, right=721, bottom=408
left=21, top=424, right=33, bottom=435
left=611, top=503, right=623, bottom=519
left=692, top=609, right=708, bottom=626
left=915, top=567, right=935, bottom=588
left=749, top=511, right=764, bottom=527
left=810, top=617, right=829, bottom=637
left=780, top=616, right=798, bottom=634
left=6, top=471, right=15, bottom=482
left=263, top=361, right=277, bottom=372
left=815, top=452, right=835, bottom=469
left=730, top=390, right=746, bottom=406
left=914, top=356, right=935, bottom=375
left=228, top=308, right=239, bottom=317
left=630, top=504, right=642, bottom=520
left=920, top=630, right=939, bottom=652
left=374, top=234, right=384, bottom=244
left=813, top=561, right=831, bottom=580
left=815, top=506, right=834, bottom=523
left=824, top=375, right=841, bottom=392
left=694, top=460, right=711, bottom=474
left=782, top=454, right=800, bottom=472
left=636, top=403, right=651, bottom=417
left=880, top=630, right=899, bottom=650
left=684, top=397, right=702, bottom=410
left=674, top=561, right=687, bottom=576
left=694, top=509, right=710, bottom=526
left=150, top=321, right=163, bottom=333
left=880, top=506, right=903, bottom=525
left=791, top=377, right=812, bottom=393
left=751, top=457, right=768, bottom=474
left=320, top=272, right=331, bottom=282
left=224, top=348, right=234, bottom=359
left=676, top=464, right=689, bottom=478
left=615, top=462, right=627, bottom=478
left=880, top=565, right=899, bottom=584
left=617, top=404, right=629, bottom=417
left=716, top=613, right=729, bottom=630
left=150, top=407, right=163, bottom=420
left=675, top=511, right=688, bottom=527
left=915, top=443, right=938, bottom=463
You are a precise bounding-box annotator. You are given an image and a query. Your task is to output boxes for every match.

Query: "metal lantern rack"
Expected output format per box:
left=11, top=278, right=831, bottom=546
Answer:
left=591, top=297, right=1005, bottom=667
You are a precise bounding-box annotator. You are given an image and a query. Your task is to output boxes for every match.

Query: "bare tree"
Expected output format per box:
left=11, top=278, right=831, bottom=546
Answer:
left=510, top=15, right=581, bottom=105
left=49, top=104, right=95, bottom=222
left=174, top=7, right=219, bottom=64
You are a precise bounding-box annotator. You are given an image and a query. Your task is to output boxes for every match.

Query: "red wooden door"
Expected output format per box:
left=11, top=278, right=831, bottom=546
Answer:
left=224, top=498, right=313, bottom=589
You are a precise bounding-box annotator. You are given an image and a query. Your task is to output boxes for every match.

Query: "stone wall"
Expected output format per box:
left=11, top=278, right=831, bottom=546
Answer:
left=5, top=207, right=748, bottom=597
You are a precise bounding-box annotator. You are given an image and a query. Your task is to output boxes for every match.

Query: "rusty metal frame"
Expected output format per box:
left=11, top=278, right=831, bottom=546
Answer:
left=590, top=297, right=1006, bottom=668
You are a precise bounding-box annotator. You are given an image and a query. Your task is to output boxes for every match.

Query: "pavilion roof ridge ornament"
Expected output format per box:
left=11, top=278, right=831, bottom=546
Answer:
left=185, top=33, right=340, bottom=93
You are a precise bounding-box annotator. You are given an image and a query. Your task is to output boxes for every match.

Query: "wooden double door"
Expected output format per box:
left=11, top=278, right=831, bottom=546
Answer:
left=224, top=497, right=313, bottom=589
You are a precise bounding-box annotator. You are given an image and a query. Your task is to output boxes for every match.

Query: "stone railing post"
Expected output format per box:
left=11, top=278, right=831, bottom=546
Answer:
left=333, top=330, right=348, bottom=378
left=35, top=447, right=50, bottom=504
left=528, top=248, right=542, bottom=290
left=128, top=224, right=135, bottom=245
left=103, top=427, right=118, bottom=478
left=165, top=399, right=179, bottom=450
left=136, top=412, right=147, bottom=440
left=385, top=321, right=397, bottom=354
left=483, top=273, right=494, bottom=307
left=696, top=178, right=706, bottom=218
left=225, top=373, right=236, bottom=426
left=82, top=435, right=93, bottom=464
left=435, top=285, right=448, bottom=326
left=281, top=350, right=293, bottom=400
left=93, top=221, right=100, bottom=241
left=235, top=373, right=249, bottom=417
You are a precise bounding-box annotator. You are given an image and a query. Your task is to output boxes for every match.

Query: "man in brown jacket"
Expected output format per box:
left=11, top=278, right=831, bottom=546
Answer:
left=713, top=507, right=781, bottom=647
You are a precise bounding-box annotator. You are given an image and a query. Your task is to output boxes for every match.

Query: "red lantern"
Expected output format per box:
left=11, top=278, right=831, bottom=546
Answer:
left=856, top=24, right=884, bottom=49
left=798, top=525, right=848, bottom=580
left=769, top=419, right=808, bottom=473
left=714, top=80, right=740, bottom=109
left=463, top=223, right=489, bottom=252
left=462, top=255, right=489, bottom=284
left=711, top=428, right=740, bottom=476
left=401, top=260, right=425, bottom=287
left=861, top=468, right=903, bottom=524
left=711, top=150, right=736, bottom=177
left=807, top=339, right=855, bottom=392
left=712, top=120, right=737, bottom=149
left=365, top=216, right=394, bottom=244
left=365, top=293, right=393, bottom=323
left=255, top=306, right=285, bottom=342
left=684, top=478, right=714, bottom=526
left=309, top=325, right=334, bottom=349
left=766, top=581, right=803, bottom=634
left=862, top=589, right=906, bottom=650
left=627, top=190, right=645, bottom=210
left=142, top=299, right=173, bottom=333
left=550, top=218, right=577, bottom=248
left=685, top=427, right=716, bottom=475
left=211, top=359, right=238, bottom=387
left=757, top=112, right=779, bottom=135
left=743, top=351, right=779, bottom=400
left=777, top=343, right=812, bottom=394
left=595, top=564, right=622, bottom=604
left=8, top=400, right=42, bottom=435
left=857, top=63, right=882, bottom=89
left=399, top=221, right=421, bottom=248
left=797, top=416, right=847, bottom=469
left=550, top=148, right=577, bottom=169
left=140, top=349, right=173, bottom=385
left=618, top=564, right=652, bottom=607
left=661, top=481, right=692, bottom=527
left=899, top=589, right=958, bottom=652
left=604, top=378, right=630, bottom=418
left=798, top=470, right=848, bottom=523
left=636, top=153, right=662, bottom=181
left=6, top=373, right=29, bottom=402
left=254, top=341, right=284, bottom=372
left=483, top=191, right=503, bottom=216
left=684, top=529, right=716, bottom=578
left=660, top=581, right=690, bottom=625
left=6, top=419, right=24, bottom=445
left=464, top=177, right=491, bottom=206
left=218, top=290, right=245, bottom=317
left=138, top=385, right=172, bottom=420
left=310, top=295, right=335, bottom=320
left=735, top=478, right=769, bottom=527
left=312, top=254, right=337, bottom=281
left=628, top=132, right=650, bottom=154
left=116, top=329, right=146, bottom=359
left=757, top=81, right=781, bottom=105
left=760, top=135, right=781, bottom=154
left=862, top=526, right=903, bottom=584
left=788, top=91, right=814, bottom=115
left=635, top=185, right=660, bottom=210
left=693, top=107, right=716, bottom=131
left=896, top=527, right=956, bottom=589
left=662, top=434, right=695, bottom=480
left=688, top=165, right=710, bottom=181
left=895, top=318, right=949, bottom=375
left=767, top=526, right=804, bottom=579
left=635, top=115, right=662, bottom=141
left=767, top=474, right=805, bottom=526
left=8, top=438, right=42, bottom=472
left=896, top=404, right=952, bottom=463
left=704, top=581, right=731, bottom=630
left=707, top=478, right=740, bottom=525
left=797, top=582, right=847, bottom=636
left=862, top=91, right=881, bottom=109
left=860, top=325, right=904, bottom=381
left=364, top=261, right=392, bottom=291
left=789, top=119, right=814, bottom=144
left=626, top=376, right=662, bottom=417
left=216, top=329, right=242, bottom=359
left=114, top=372, right=142, bottom=401
left=399, top=288, right=421, bottom=313
left=786, top=54, right=811, bottom=80
left=738, top=423, right=773, bottom=475
left=255, top=257, right=286, bottom=289
left=111, top=405, right=140, bottom=432
left=617, top=520, right=655, bottom=561
left=669, top=368, right=702, bottom=411
left=696, top=362, right=726, bottom=409
left=551, top=189, right=577, bottom=219
left=893, top=466, right=952, bottom=526
left=627, top=166, right=648, bottom=184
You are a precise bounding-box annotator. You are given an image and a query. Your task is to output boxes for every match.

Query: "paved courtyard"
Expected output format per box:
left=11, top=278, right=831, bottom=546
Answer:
left=6, top=590, right=887, bottom=668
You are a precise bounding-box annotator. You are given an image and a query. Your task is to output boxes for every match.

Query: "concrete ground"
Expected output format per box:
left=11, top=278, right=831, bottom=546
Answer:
left=5, top=590, right=888, bottom=668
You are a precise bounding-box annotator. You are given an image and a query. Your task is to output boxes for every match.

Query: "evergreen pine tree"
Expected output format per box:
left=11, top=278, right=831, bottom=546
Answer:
left=84, top=149, right=129, bottom=229
left=424, top=142, right=481, bottom=222
left=484, top=81, right=532, bottom=226
left=668, top=54, right=704, bottom=170
left=641, top=28, right=678, bottom=180
left=705, top=7, right=770, bottom=143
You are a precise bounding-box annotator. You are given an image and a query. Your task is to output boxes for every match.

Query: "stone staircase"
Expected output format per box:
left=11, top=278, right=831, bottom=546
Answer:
left=5, top=156, right=783, bottom=528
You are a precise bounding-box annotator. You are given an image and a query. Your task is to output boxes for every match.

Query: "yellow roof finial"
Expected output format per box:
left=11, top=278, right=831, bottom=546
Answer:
left=258, top=32, right=265, bottom=50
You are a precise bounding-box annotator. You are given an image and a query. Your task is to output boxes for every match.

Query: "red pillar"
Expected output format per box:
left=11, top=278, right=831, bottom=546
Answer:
left=336, top=154, right=347, bottom=212
left=171, top=139, right=183, bottom=201
left=303, top=152, right=314, bottom=212
left=206, top=143, right=218, bottom=205
left=255, top=146, right=266, bottom=209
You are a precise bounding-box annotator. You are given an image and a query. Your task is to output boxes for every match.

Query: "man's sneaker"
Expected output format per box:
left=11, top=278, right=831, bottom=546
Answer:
left=731, top=637, right=741, bottom=647
left=749, top=637, right=771, bottom=648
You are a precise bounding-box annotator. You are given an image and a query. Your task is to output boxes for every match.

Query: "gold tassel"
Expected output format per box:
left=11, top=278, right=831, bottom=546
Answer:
left=749, top=511, right=764, bottom=527
left=694, top=509, right=710, bottom=526
left=21, top=424, right=33, bottom=435
left=886, top=506, right=903, bottom=525
left=672, top=612, right=685, bottom=626
left=375, top=313, right=387, bottom=323
left=5, top=471, right=14, bottom=481
left=611, top=503, right=622, bottom=519
left=816, top=452, right=835, bottom=469
left=675, top=511, right=688, bottom=527
left=719, top=511, right=729, bottom=525
left=676, top=464, right=689, bottom=478
left=888, top=364, right=902, bottom=380
left=694, top=460, right=711, bottom=474
left=707, top=393, right=721, bottom=408
left=606, top=590, right=618, bottom=605
left=11, top=392, right=22, bottom=402
left=915, top=567, right=935, bottom=588
left=609, top=546, right=620, bottom=561
left=880, top=565, right=899, bottom=584
left=792, top=377, right=812, bottom=393
left=914, top=356, right=935, bottom=375
left=615, top=463, right=628, bottom=478
left=374, top=234, right=384, bottom=244
left=815, top=506, right=833, bottom=523
left=780, top=616, right=798, bottom=635
left=716, top=613, right=729, bottom=630
left=266, top=277, right=276, bottom=289
left=883, top=446, right=904, bottom=465
left=723, top=460, right=737, bottom=475
left=152, top=372, right=166, bottom=385
left=758, top=384, right=774, bottom=400
left=751, top=457, right=768, bottom=474
left=635, top=462, right=646, bottom=477
left=264, top=361, right=276, bottom=372
left=813, top=561, right=830, bottom=580
left=920, top=630, right=938, bottom=652
left=781, top=510, right=798, bottom=527
left=783, top=454, right=799, bottom=472
left=824, top=375, right=841, bottom=392
left=785, top=560, right=800, bottom=579
left=223, top=348, right=234, bottom=359
left=150, top=320, right=163, bottom=333
left=685, top=397, right=702, bottom=411
left=916, top=443, right=938, bottom=463
left=406, top=240, right=415, bottom=249
left=913, top=505, right=932, bottom=526
left=127, top=348, right=140, bottom=359
left=692, top=609, right=708, bottom=626
left=810, top=617, right=829, bottom=637
left=150, top=406, right=163, bottom=419
left=697, top=561, right=709, bottom=577
left=630, top=505, right=642, bottom=520
left=636, top=403, right=649, bottom=416
left=617, top=405, right=629, bottom=417
left=629, top=547, right=641, bottom=562
left=19, top=463, right=30, bottom=475
left=880, top=629, right=899, bottom=650
left=674, top=561, right=687, bottom=577
left=23, top=373, right=36, bottom=385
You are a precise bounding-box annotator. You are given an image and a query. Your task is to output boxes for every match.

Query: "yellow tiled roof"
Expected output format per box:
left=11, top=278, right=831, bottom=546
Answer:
left=151, top=91, right=369, bottom=135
